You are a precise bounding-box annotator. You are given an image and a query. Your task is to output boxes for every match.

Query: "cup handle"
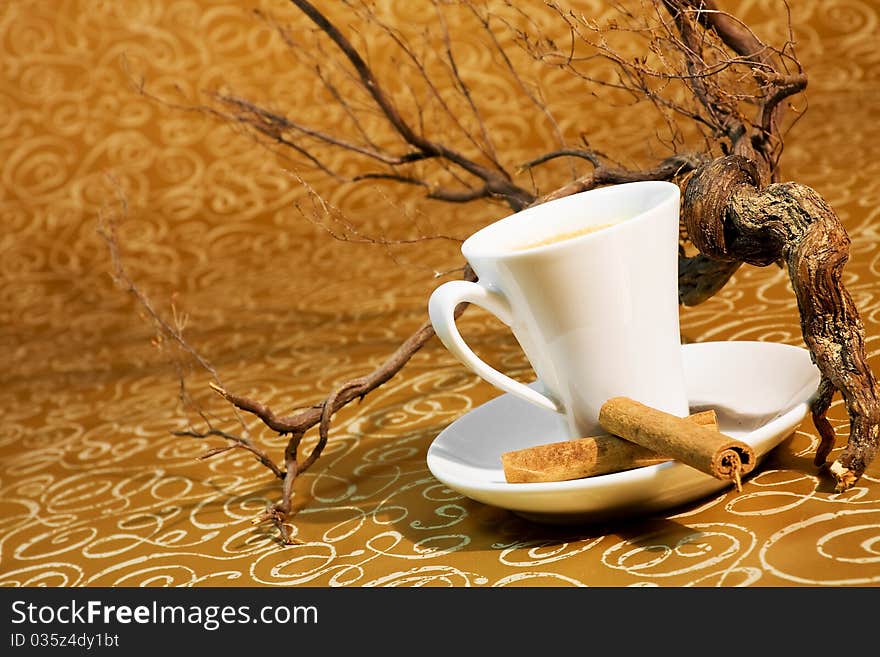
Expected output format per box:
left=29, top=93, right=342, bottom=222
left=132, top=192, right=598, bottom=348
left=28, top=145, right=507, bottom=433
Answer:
left=428, top=280, right=562, bottom=414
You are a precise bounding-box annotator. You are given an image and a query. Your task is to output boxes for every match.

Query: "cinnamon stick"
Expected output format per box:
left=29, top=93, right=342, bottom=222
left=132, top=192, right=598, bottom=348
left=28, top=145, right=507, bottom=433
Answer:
left=598, top=397, right=755, bottom=490
left=501, top=409, right=717, bottom=483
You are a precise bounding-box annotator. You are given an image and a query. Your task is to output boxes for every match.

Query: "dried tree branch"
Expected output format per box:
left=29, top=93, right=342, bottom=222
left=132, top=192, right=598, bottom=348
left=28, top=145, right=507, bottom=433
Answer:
left=117, top=0, right=877, bottom=544
left=183, top=428, right=286, bottom=481
left=98, top=189, right=305, bottom=512
left=534, top=151, right=706, bottom=202
left=210, top=296, right=473, bottom=440
left=208, top=279, right=475, bottom=543
left=288, top=0, right=535, bottom=211
left=684, top=155, right=880, bottom=490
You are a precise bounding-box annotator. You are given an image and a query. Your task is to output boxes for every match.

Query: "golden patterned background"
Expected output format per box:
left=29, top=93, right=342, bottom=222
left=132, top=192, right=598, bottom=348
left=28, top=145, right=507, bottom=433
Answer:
left=2, top=0, right=880, bottom=587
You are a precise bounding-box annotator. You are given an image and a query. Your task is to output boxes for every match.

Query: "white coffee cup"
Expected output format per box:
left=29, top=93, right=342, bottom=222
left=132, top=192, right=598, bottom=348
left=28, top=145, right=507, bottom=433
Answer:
left=428, top=180, right=688, bottom=438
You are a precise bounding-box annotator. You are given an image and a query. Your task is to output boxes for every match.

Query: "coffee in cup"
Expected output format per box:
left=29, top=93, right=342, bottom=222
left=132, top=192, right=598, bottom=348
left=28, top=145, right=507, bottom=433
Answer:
left=514, top=223, right=614, bottom=251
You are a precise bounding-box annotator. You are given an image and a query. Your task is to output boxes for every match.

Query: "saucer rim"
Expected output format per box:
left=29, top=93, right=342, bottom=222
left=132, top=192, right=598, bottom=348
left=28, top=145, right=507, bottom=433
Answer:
left=426, top=340, right=819, bottom=511
left=429, top=399, right=809, bottom=494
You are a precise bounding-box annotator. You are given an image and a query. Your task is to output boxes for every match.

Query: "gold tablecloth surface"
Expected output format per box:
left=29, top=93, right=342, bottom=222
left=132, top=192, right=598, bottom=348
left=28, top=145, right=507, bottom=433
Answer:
left=2, top=1, right=880, bottom=587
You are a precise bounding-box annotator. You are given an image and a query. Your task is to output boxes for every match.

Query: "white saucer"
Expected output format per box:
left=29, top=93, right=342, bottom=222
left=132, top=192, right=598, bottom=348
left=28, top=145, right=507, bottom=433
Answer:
left=426, top=341, right=821, bottom=524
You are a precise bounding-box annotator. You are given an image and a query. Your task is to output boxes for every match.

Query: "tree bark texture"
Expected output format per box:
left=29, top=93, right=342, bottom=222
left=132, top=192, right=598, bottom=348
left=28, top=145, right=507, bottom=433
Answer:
left=683, top=155, right=880, bottom=490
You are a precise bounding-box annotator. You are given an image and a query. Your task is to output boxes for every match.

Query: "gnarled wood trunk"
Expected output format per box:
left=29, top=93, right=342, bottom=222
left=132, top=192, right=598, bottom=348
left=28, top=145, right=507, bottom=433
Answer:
left=683, top=155, right=880, bottom=490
